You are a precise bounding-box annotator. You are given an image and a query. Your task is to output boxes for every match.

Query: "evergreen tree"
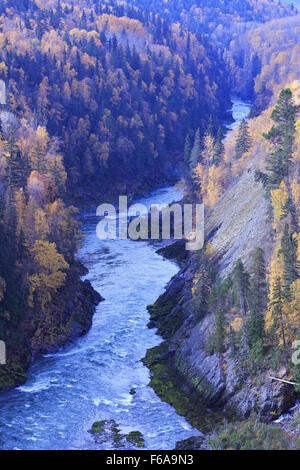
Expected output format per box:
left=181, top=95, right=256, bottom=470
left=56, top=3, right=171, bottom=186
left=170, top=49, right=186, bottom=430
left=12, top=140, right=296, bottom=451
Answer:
left=234, top=119, right=252, bottom=160
left=229, top=326, right=236, bottom=358
left=270, top=277, right=288, bottom=368
left=248, top=248, right=267, bottom=348
left=184, top=133, right=192, bottom=167
left=4, top=126, right=24, bottom=194
left=207, top=115, right=215, bottom=137
left=189, top=128, right=201, bottom=170
left=192, top=266, right=210, bottom=322
left=279, top=223, right=299, bottom=302
left=233, top=258, right=250, bottom=317
left=214, top=308, right=225, bottom=354
left=256, top=89, right=298, bottom=190
left=212, top=127, right=225, bottom=166
left=233, top=258, right=250, bottom=355
left=0, top=117, right=3, bottom=140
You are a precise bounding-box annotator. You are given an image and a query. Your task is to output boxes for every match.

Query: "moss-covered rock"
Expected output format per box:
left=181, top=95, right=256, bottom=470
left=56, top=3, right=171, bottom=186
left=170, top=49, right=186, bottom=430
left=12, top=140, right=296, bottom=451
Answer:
left=89, top=419, right=146, bottom=449
left=143, top=343, right=224, bottom=433
left=126, top=431, right=145, bottom=448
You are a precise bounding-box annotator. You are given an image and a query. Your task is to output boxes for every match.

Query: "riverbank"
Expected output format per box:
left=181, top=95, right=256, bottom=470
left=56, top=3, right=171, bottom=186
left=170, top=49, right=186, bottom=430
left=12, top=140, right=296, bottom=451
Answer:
left=0, top=261, right=102, bottom=393
left=0, top=186, right=199, bottom=450
left=141, top=95, right=300, bottom=449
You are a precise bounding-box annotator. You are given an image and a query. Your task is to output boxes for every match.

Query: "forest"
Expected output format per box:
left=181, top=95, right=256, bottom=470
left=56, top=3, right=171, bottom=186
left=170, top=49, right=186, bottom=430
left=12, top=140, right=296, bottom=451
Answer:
left=0, top=0, right=299, bottom=452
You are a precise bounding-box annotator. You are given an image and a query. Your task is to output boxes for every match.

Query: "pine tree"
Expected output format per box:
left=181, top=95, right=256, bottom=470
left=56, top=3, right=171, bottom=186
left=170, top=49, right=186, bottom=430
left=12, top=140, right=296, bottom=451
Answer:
left=270, top=277, right=288, bottom=368
left=192, top=266, right=210, bottom=322
left=212, top=127, right=225, bottom=166
left=234, top=119, right=252, bottom=160
left=4, top=126, right=24, bottom=194
left=248, top=248, right=267, bottom=348
left=0, top=117, right=3, bottom=140
left=279, top=223, right=299, bottom=302
left=214, top=308, right=225, bottom=354
left=229, top=326, right=236, bottom=358
left=233, top=258, right=250, bottom=356
left=184, top=133, right=192, bottom=167
left=207, top=115, right=215, bottom=137
left=256, top=89, right=298, bottom=191
left=233, top=259, right=250, bottom=317
left=189, top=128, right=201, bottom=170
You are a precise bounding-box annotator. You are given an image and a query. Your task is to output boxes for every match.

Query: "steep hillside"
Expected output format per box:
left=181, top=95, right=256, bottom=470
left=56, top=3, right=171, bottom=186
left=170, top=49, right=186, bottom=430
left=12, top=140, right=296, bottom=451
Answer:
left=145, top=84, right=300, bottom=442
left=229, top=15, right=300, bottom=110
left=0, top=0, right=232, bottom=199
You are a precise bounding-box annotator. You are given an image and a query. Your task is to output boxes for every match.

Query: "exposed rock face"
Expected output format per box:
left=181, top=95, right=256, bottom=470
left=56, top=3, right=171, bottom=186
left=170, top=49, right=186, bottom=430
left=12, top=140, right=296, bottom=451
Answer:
left=147, top=166, right=294, bottom=428
left=0, top=262, right=103, bottom=391
left=175, top=435, right=205, bottom=450
left=206, top=167, right=274, bottom=278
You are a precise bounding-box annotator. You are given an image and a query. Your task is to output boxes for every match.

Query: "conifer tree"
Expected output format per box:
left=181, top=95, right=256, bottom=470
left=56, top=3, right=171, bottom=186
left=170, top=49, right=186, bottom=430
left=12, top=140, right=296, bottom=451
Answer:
left=233, top=259, right=250, bottom=317
left=4, top=126, right=24, bottom=194
left=233, top=258, right=250, bottom=355
left=189, top=128, right=201, bottom=170
left=212, top=127, right=225, bottom=166
left=234, top=119, right=252, bottom=160
left=184, top=133, right=192, bottom=167
left=248, top=248, right=267, bottom=348
left=279, top=223, right=299, bottom=302
left=0, top=117, right=3, bottom=140
left=256, top=89, right=298, bottom=190
left=207, top=115, right=215, bottom=137
left=229, top=326, right=236, bottom=358
left=270, top=277, right=288, bottom=368
left=214, top=308, right=225, bottom=354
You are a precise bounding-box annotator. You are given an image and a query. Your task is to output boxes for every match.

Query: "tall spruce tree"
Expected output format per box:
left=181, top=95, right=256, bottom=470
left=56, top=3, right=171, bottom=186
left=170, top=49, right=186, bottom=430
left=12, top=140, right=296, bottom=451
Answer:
left=279, top=223, right=299, bottom=302
left=248, top=248, right=267, bottom=350
left=4, top=126, right=24, bottom=194
left=270, top=277, right=288, bottom=368
left=189, top=128, right=201, bottom=170
left=256, top=89, right=298, bottom=190
left=214, top=308, right=225, bottom=354
left=0, top=117, right=3, bottom=140
left=233, top=259, right=250, bottom=316
left=212, top=126, right=225, bottom=166
left=233, top=258, right=250, bottom=355
left=234, top=119, right=252, bottom=160
left=184, top=133, right=192, bottom=167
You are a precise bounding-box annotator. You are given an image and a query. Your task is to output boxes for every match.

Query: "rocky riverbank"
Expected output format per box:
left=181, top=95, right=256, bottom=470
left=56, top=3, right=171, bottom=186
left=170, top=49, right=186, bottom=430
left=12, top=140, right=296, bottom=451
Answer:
left=144, top=167, right=298, bottom=448
left=0, top=261, right=102, bottom=392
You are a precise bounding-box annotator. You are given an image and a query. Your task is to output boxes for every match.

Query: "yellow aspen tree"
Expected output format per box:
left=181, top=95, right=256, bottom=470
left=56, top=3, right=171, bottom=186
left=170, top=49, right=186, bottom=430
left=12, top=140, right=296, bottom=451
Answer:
left=27, top=241, right=69, bottom=309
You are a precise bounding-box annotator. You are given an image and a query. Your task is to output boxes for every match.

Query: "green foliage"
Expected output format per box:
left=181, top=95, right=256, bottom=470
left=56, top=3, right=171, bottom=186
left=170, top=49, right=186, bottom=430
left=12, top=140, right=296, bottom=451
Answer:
left=234, top=119, right=252, bottom=160
left=256, top=89, right=298, bottom=191
left=212, top=127, right=225, bottom=166
left=214, top=309, right=226, bottom=354
left=270, top=277, right=288, bottom=367
left=189, top=129, right=202, bottom=170
left=233, top=258, right=250, bottom=317
left=192, top=266, right=210, bottom=322
left=209, top=417, right=300, bottom=450
left=0, top=1, right=232, bottom=195
left=248, top=248, right=267, bottom=348
left=279, top=223, right=299, bottom=302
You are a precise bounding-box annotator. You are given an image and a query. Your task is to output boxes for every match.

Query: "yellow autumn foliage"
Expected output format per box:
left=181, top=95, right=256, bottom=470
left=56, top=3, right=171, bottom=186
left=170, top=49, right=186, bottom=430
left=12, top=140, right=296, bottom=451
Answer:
left=270, top=181, right=289, bottom=231
left=27, top=241, right=69, bottom=309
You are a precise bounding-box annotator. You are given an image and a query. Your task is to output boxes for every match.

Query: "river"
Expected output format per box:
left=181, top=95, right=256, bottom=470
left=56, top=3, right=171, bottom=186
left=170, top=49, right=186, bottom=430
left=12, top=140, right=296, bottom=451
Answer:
left=0, top=99, right=251, bottom=450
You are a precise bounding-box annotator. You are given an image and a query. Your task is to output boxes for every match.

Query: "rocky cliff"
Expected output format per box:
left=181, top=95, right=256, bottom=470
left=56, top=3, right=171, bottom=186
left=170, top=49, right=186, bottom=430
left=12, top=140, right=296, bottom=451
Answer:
left=0, top=261, right=102, bottom=391
left=145, top=138, right=297, bottom=435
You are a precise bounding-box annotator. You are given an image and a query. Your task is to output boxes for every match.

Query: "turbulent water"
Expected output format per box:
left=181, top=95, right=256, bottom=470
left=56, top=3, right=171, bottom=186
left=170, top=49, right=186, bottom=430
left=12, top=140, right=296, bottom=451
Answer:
left=0, top=99, right=251, bottom=451
left=226, top=98, right=251, bottom=131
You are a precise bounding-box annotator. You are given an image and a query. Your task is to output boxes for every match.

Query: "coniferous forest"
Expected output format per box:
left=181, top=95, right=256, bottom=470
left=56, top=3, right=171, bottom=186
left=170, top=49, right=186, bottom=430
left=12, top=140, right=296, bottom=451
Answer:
left=0, top=0, right=299, bottom=453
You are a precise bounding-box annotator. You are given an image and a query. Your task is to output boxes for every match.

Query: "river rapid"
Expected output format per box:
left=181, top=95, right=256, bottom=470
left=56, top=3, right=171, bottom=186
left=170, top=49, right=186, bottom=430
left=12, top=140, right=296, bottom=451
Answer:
left=0, top=99, right=251, bottom=450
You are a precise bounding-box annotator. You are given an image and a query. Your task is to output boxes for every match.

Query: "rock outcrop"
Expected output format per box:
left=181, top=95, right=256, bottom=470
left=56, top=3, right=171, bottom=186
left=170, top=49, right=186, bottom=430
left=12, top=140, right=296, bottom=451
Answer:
left=0, top=261, right=103, bottom=391
left=146, top=165, right=295, bottom=433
